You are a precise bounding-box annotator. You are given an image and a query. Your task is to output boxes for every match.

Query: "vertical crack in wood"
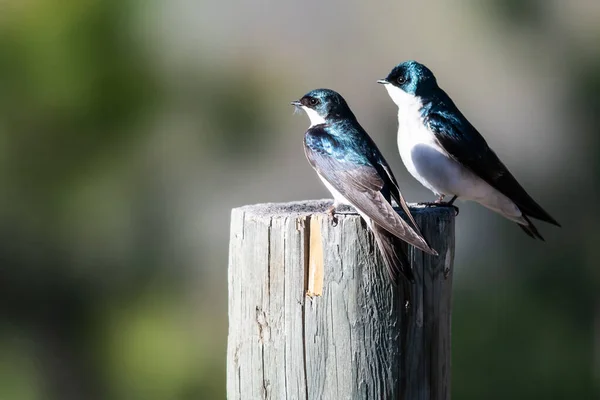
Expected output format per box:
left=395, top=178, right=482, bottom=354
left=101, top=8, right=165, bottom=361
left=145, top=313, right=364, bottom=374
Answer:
left=238, top=210, right=245, bottom=400
left=240, top=211, right=246, bottom=240
left=399, top=277, right=410, bottom=400
left=301, top=215, right=311, bottom=400
left=282, top=219, right=288, bottom=399
left=238, top=365, right=242, bottom=400
left=329, top=289, right=339, bottom=398
left=267, top=220, right=272, bottom=300
left=261, top=338, right=267, bottom=399
left=262, top=218, right=272, bottom=399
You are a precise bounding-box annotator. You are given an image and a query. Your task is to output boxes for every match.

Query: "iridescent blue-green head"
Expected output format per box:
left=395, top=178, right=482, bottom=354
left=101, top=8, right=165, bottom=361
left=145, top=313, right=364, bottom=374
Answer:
left=291, top=88, right=356, bottom=126
left=377, top=61, right=438, bottom=103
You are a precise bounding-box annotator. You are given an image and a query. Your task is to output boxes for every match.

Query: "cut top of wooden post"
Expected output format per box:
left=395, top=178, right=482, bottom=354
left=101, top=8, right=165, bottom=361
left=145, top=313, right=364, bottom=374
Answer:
left=233, top=199, right=454, bottom=224
left=228, top=199, right=455, bottom=400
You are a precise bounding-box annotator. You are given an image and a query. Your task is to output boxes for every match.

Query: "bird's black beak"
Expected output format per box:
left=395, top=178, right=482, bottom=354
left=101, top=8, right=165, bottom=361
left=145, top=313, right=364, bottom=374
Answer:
left=376, top=79, right=388, bottom=85
left=290, top=100, right=302, bottom=106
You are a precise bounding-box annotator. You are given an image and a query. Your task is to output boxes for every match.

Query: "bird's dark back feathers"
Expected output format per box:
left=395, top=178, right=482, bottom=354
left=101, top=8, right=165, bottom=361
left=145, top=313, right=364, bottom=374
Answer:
left=422, top=90, right=560, bottom=226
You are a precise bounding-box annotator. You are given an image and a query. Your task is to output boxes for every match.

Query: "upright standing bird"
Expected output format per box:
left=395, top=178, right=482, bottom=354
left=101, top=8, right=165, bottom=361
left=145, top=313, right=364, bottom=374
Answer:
left=378, top=61, right=560, bottom=239
left=291, top=88, right=437, bottom=284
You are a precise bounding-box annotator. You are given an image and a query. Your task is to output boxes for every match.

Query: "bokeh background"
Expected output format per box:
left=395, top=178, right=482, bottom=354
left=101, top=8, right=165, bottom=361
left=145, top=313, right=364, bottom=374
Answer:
left=0, top=1, right=598, bottom=399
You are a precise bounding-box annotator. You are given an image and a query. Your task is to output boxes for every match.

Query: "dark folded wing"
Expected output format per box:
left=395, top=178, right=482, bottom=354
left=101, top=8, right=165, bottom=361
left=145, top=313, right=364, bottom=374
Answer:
left=376, top=161, right=423, bottom=238
left=304, top=126, right=436, bottom=254
left=425, top=99, right=559, bottom=226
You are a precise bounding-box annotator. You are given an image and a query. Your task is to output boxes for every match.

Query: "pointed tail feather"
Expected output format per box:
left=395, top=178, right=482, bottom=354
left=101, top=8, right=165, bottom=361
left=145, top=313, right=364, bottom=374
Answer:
left=517, top=214, right=545, bottom=241
left=371, top=223, right=414, bottom=284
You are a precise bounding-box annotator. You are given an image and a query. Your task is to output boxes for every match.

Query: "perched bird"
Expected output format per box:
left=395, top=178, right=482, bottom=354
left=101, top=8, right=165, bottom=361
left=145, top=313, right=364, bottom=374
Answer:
left=378, top=60, right=560, bottom=239
left=291, top=88, right=437, bottom=284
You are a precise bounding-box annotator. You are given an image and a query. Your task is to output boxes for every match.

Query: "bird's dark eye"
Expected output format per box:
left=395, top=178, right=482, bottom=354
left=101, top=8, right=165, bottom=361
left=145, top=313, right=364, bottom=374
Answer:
left=396, top=76, right=406, bottom=85
left=309, top=98, right=319, bottom=106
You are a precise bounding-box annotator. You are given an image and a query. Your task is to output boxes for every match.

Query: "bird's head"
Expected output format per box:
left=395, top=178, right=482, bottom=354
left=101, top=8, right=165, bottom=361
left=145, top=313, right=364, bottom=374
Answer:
left=291, top=88, right=355, bottom=126
left=377, top=60, right=438, bottom=104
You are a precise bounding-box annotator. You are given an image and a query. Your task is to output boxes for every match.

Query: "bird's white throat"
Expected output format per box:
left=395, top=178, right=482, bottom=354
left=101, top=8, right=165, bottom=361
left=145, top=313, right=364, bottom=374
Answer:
left=382, top=84, right=422, bottom=113
left=302, top=106, right=326, bottom=127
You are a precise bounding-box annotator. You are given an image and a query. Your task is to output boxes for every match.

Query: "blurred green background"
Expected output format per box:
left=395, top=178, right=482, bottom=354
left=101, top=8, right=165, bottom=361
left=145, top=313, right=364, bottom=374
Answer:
left=0, top=1, right=598, bottom=399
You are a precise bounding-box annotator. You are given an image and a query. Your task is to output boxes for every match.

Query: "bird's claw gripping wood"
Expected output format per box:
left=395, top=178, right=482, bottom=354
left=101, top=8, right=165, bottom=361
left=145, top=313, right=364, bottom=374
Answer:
left=326, top=205, right=338, bottom=226
left=417, top=201, right=460, bottom=217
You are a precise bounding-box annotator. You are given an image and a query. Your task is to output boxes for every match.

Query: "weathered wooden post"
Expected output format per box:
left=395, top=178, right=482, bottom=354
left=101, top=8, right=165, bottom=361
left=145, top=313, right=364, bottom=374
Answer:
left=227, top=200, right=455, bottom=400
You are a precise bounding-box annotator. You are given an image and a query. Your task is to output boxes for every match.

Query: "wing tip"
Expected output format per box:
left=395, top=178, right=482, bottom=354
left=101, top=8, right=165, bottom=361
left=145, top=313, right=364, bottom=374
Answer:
left=547, top=217, right=561, bottom=228
left=532, top=211, right=560, bottom=228
left=518, top=201, right=560, bottom=228
left=414, top=238, right=439, bottom=256
left=428, top=247, right=439, bottom=256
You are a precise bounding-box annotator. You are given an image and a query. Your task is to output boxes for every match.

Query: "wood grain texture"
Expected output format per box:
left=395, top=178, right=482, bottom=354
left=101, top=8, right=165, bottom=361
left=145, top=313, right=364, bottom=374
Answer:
left=227, top=200, right=455, bottom=400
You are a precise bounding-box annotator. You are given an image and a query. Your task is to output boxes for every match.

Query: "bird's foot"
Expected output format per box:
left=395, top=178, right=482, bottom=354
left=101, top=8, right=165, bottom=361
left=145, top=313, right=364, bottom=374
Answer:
left=418, top=197, right=460, bottom=216
left=449, top=204, right=460, bottom=216
left=326, top=205, right=338, bottom=226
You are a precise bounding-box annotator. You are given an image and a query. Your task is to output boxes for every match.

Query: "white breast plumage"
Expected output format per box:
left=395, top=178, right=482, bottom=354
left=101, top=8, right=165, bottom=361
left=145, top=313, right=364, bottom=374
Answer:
left=383, top=83, right=524, bottom=223
left=386, top=86, right=446, bottom=195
